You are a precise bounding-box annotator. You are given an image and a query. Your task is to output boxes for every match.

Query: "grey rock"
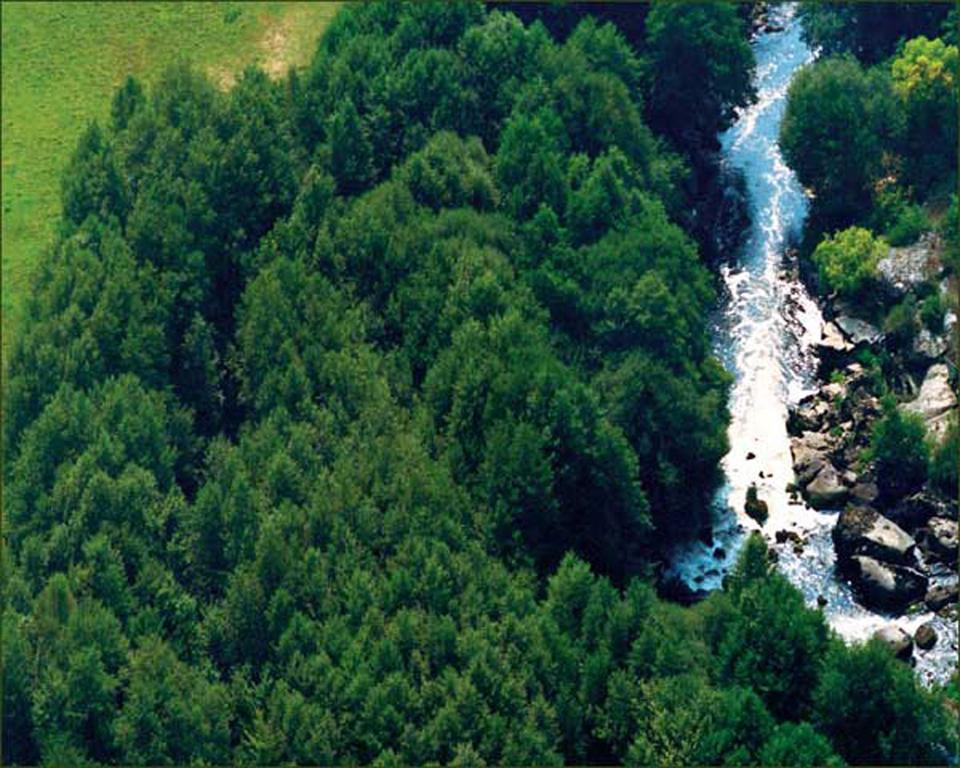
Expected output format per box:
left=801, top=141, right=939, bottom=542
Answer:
left=877, top=235, right=942, bottom=297
left=833, top=506, right=916, bottom=565
left=850, top=482, right=880, bottom=505
left=836, top=315, right=883, bottom=346
left=848, top=555, right=928, bottom=611
left=873, top=625, right=914, bottom=660
left=805, top=463, right=849, bottom=509
left=913, top=327, right=948, bottom=361
left=820, top=321, right=854, bottom=353
left=919, top=517, right=958, bottom=564
left=900, top=364, right=957, bottom=424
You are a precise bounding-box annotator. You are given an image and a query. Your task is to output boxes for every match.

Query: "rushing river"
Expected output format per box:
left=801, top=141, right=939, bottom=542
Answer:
left=664, top=4, right=957, bottom=685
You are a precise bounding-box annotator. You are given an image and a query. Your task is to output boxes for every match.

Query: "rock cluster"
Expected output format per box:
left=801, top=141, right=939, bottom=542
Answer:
left=787, top=276, right=957, bottom=616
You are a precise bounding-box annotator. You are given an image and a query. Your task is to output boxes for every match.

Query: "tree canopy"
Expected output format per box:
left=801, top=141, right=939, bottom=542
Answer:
left=3, top=2, right=955, bottom=765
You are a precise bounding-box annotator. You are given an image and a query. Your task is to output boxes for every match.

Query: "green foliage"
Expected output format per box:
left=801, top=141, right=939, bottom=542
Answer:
left=643, top=1, right=755, bottom=152
left=758, top=723, right=842, bottom=767
left=891, top=36, right=959, bottom=195
left=883, top=295, right=919, bottom=351
left=798, top=2, right=950, bottom=65
left=930, top=414, right=959, bottom=496
left=811, top=226, right=885, bottom=298
left=780, top=58, right=898, bottom=223
left=714, top=570, right=829, bottom=721
left=870, top=188, right=929, bottom=246
left=919, top=291, right=944, bottom=333
left=868, top=395, right=929, bottom=499
left=941, top=194, right=960, bottom=273
left=813, top=639, right=957, bottom=765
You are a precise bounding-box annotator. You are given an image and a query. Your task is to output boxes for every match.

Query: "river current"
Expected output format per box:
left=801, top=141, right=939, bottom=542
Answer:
left=663, top=4, right=957, bottom=685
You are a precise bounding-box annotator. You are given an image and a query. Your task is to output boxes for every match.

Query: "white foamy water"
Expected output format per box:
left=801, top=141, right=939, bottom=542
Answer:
left=663, top=4, right=957, bottom=685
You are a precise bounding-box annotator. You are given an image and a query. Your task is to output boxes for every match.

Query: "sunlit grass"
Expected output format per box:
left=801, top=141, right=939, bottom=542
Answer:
left=1, top=1, right=339, bottom=356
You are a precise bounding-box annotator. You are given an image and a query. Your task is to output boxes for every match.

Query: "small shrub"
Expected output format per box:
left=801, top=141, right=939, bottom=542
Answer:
left=885, top=204, right=928, bottom=246
left=930, top=415, right=959, bottom=495
left=920, top=292, right=944, bottom=332
left=812, top=227, right=885, bottom=298
left=868, top=396, right=929, bottom=499
left=882, top=295, right=918, bottom=350
left=939, top=194, right=959, bottom=274
left=871, top=187, right=928, bottom=246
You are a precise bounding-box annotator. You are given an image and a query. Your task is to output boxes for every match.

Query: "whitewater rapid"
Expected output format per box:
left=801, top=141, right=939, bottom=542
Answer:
left=663, top=4, right=957, bottom=685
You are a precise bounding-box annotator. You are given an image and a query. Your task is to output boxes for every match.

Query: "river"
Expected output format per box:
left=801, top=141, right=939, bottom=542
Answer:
left=663, top=3, right=957, bottom=685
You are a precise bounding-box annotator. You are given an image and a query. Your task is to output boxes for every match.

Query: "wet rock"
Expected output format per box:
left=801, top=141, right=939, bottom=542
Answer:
left=848, top=556, right=928, bottom=611
left=833, top=506, right=916, bottom=565
left=900, top=364, right=957, bottom=426
left=850, top=482, right=879, bottom=505
left=746, top=451, right=756, bottom=460
left=817, top=594, right=828, bottom=608
left=925, top=583, right=959, bottom=611
left=836, top=315, right=883, bottom=346
left=713, top=547, right=726, bottom=560
left=915, top=622, right=938, bottom=650
left=918, top=517, right=958, bottom=564
left=873, top=625, right=914, bottom=660
left=805, top=463, right=848, bottom=509
left=745, top=484, right=769, bottom=524
left=776, top=529, right=802, bottom=546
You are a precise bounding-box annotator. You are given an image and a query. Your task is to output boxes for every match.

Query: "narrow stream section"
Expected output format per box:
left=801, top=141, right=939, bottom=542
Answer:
left=664, top=4, right=957, bottom=685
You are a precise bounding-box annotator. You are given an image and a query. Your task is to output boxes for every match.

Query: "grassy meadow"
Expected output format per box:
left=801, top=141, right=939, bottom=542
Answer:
left=1, top=1, right=339, bottom=354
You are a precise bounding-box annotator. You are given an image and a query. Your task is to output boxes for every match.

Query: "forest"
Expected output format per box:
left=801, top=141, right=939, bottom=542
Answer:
left=2, top=2, right=957, bottom=765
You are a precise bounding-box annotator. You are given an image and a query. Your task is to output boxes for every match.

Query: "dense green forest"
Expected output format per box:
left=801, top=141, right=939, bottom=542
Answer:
left=2, top=2, right=957, bottom=765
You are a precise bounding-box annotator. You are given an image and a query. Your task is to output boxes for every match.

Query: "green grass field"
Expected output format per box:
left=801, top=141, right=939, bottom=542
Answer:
left=1, top=1, right=339, bottom=354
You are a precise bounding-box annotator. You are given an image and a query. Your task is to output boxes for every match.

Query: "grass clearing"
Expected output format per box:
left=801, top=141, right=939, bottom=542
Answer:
left=1, top=1, right=339, bottom=355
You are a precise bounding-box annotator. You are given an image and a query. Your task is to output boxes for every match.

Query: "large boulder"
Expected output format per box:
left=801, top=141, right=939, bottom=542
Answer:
left=788, top=397, right=831, bottom=436
left=918, top=517, right=958, bottom=564
left=847, top=555, right=928, bottom=611
left=900, top=364, right=957, bottom=423
left=835, top=315, right=883, bottom=346
left=805, top=463, right=848, bottom=509
left=818, top=321, right=854, bottom=371
left=873, top=625, right=914, bottom=660
left=790, top=431, right=834, bottom=485
left=833, top=506, right=916, bottom=565
left=876, top=235, right=942, bottom=298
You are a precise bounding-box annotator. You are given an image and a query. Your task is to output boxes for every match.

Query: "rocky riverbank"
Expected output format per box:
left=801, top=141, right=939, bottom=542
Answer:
left=783, top=232, right=958, bottom=661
